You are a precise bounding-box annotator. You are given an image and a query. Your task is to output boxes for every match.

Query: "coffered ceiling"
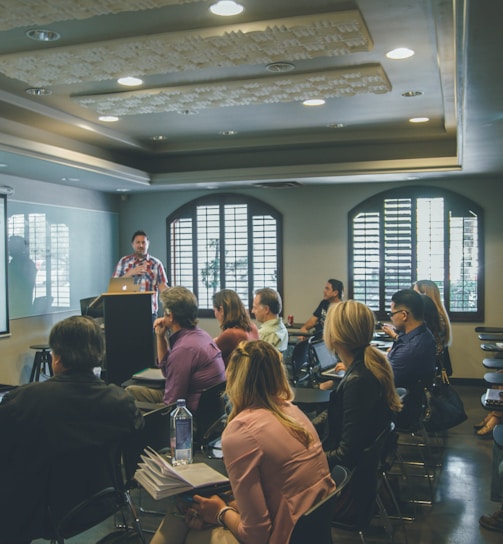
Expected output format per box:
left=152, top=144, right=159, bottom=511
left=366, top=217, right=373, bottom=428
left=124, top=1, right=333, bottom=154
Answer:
left=0, top=0, right=501, bottom=193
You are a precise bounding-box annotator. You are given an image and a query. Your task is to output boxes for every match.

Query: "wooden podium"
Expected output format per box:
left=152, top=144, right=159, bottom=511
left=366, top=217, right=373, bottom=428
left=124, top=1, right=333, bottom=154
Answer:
left=101, top=292, right=155, bottom=386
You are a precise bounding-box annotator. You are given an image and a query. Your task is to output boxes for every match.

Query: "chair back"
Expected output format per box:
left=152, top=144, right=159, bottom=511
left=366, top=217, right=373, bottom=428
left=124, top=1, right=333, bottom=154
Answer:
left=44, top=441, right=125, bottom=541
left=194, top=381, right=227, bottom=445
left=331, top=422, right=394, bottom=530
left=395, top=379, right=430, bottom=431
left=290, top=339, right=312, bottom=385
left=122, top=403, right=172, bottom=482
left=290, top=465, right=350, bottom=544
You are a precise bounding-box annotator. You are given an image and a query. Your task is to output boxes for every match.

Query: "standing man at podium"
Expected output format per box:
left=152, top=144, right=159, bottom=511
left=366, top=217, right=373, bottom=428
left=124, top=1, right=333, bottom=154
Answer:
left=113, top=230, right=169, bottom=319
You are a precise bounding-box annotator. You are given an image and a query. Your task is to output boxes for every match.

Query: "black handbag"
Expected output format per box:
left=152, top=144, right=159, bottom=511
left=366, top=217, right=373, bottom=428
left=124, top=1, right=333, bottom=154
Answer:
left=423, top=378, right=467, bottom=432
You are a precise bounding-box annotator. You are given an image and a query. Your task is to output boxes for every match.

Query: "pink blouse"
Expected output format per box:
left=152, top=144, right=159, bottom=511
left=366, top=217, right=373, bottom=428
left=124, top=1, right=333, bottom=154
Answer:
left=222, top=402, right=336, bottom=543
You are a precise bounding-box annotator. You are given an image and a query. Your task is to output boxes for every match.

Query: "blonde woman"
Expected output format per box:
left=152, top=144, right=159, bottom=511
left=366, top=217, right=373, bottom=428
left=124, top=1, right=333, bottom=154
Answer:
left=151, top=340, right=335, bottom=544
left=319, top=300, right=402, bottom=470
left=413, top=280, right=452, bottom=363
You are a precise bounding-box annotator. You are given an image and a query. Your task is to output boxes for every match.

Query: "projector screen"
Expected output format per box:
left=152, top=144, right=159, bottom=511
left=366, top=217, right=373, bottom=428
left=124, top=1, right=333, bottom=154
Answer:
left=0, top=194, right=9, bottom=336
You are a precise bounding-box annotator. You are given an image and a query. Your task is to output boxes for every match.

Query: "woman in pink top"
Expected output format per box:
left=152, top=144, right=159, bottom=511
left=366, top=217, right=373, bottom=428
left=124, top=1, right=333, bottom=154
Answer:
left=212, top=289, right=259, bottom=367
left=150, top=340, right=335, bottom=544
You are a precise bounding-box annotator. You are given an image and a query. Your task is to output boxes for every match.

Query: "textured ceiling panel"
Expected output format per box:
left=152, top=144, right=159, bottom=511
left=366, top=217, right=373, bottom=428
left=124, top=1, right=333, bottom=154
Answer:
left=75, top=64, right=391, bottom=115
left=0, top=0, right=198, bottom=30
left=0, top=11, right=372, bottom=87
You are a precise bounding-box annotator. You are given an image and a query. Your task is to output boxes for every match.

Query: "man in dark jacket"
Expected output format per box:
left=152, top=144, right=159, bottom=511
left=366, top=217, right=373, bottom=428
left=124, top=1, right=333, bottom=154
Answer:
left=0, top=315, right=144, bottom=543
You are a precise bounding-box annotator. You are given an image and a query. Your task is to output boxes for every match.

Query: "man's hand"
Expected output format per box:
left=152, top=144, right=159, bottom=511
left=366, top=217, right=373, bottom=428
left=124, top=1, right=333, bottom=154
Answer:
left=124, top=263, right=148, bottom=277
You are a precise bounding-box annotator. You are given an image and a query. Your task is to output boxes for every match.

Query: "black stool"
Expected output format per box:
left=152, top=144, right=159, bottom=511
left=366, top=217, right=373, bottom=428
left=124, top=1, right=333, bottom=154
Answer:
left=29, top=344, right=53, bottom=382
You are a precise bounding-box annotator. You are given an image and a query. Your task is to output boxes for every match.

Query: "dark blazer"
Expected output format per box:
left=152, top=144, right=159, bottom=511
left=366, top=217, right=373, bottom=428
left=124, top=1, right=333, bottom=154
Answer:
left=0, top=370, right=144, bottom=542
left=321, top=352, right=392, bottom=470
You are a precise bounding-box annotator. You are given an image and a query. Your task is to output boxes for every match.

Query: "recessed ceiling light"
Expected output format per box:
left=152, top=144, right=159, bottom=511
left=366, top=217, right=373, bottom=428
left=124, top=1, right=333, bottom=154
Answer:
left=117, top=76, right=143, bottom=87
left=26, top=28, right=61, bottom=42
left=99, top=115, right=119, bottom=122
left=327, top=123, right=345, bottom=129
left=303, top=99, right=326, bottom=107
left=116, top=188, right=130, bottom=192
left=152, top=135, right=168, bottom=141
left=210, top=1, right=244, bottom=16
left=386, top=47, right=415, bottom=60
left=220, top=130, right=237, bottom=136
left=266, top=62, right=295, bottom=73
left=409, top=117, right=430, bottom=123
left=25, top=87, right=52, bottom=96
left=0, top=163, right=8, bottom=168
left=402, top=90, right=423, bottom=98
left=61, top=177, right=80, bottom=182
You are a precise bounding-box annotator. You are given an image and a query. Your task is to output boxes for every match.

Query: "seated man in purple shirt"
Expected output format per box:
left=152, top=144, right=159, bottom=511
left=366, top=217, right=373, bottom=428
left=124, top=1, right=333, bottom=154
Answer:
left=126, top=286, right=226, bottom=413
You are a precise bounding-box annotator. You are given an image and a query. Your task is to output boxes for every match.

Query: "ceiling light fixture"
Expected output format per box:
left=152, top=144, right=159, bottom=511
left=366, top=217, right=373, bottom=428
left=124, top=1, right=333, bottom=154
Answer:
left=98, top=115, right=119, bottom=122
left=152, top=135, right=168, bottom=141
left=117, top=76, right=143, bottom=87
left=386, top=47, right=415, bottom=60
left=210, top=1, right=244, bottom=16
left=26, top=28, right=61, bottom=42
left=220, top=130, right=237, bottom=136
left=303, top=99, right=326, bottom=106
left=402, top=90, right=423, bottom=97
left=409, top=117, right=430, bottom=123
left=266, top=62, right=295, bottom=73
left=25, top=87, right=52, bottom=96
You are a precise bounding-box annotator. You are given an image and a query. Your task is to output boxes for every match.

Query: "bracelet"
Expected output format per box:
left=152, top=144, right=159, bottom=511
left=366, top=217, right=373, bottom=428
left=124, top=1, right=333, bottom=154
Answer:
left=216, top=506, right=237, bottom=528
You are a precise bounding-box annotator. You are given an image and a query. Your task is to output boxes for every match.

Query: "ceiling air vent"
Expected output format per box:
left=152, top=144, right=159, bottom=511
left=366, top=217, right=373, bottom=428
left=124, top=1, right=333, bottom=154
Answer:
left=252, top=181, right=302, bottom=189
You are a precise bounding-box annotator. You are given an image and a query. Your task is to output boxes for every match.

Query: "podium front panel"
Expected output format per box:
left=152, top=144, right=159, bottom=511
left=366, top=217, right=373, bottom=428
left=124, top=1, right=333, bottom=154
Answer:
left=102, top=293, right=155, bottom=386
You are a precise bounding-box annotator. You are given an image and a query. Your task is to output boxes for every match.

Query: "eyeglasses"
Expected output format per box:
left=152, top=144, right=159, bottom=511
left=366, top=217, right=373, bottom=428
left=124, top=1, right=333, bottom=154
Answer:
left=387, top=309, right=408, bottom=318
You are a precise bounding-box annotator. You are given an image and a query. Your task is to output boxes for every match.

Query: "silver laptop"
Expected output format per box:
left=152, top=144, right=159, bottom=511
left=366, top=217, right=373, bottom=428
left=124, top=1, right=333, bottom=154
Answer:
left=107, top=277, right=141, bottom=293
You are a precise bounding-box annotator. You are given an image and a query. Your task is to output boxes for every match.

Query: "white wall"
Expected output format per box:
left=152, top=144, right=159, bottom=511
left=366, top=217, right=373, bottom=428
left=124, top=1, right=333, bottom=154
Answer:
left=0, top=175, right=119, bottom=385
left=118, top=178, right=503, bottom=380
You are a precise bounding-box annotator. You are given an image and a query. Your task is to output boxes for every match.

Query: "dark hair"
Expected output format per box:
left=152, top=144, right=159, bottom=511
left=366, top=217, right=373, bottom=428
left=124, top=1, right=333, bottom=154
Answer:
left=131, top=230, right=148, bottom=242
left=327, top=279, right=344, bottom=298
left=213, top=289, right=253, bottom=331
left=161, top=286, right=198, bottom=329
left=255, top=287, right=282, bottom=315
left=391, top=289, right=424, bottom=320
left=49, top=315, right=105, bottom=370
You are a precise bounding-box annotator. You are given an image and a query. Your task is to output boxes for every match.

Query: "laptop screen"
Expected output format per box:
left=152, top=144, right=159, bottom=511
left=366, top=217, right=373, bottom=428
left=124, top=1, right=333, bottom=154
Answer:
left=310, top=340, right=338, bottom=371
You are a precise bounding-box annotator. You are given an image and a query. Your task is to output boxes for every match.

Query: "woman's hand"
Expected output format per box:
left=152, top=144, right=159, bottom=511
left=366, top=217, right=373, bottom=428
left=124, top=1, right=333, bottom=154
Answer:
left=192, top=494, right=227, bottom=526
left=334, top=362, right=346, bottom=373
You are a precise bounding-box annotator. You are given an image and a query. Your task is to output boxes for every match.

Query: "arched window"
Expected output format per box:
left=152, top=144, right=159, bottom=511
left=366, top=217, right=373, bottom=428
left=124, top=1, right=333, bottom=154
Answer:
left=349, top=186, right=483, bottom=322
left=167, top=193, right=283, bottom=316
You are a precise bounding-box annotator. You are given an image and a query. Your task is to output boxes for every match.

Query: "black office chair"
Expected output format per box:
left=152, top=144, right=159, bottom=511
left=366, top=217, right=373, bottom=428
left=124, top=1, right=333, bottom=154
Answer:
left=290, top=339, right=313, bottom=386
left=330, top=423, right=402, bottom=544
left=289, top=464, right=351, bottom=544
left=194, top=381, right=227, bottom=447
left=43, top=441, right=146, bottom=544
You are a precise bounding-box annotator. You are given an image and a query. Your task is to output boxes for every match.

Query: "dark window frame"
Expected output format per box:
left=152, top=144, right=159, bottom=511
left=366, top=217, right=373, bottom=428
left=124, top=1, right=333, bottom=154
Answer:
left=348, top=186, right=484, bottom=322
left=166, top=193, right=283, bottom=317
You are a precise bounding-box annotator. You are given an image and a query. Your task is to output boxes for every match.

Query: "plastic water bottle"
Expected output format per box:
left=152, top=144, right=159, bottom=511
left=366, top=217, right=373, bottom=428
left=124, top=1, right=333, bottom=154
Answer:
left=170, top=399, right=193, bottom=466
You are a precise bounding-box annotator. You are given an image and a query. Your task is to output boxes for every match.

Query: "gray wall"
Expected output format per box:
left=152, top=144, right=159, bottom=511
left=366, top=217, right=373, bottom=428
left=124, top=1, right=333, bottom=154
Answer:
left=118, top=178, right=503, bottom=381
left=1, top=174, right=501, bottom=384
